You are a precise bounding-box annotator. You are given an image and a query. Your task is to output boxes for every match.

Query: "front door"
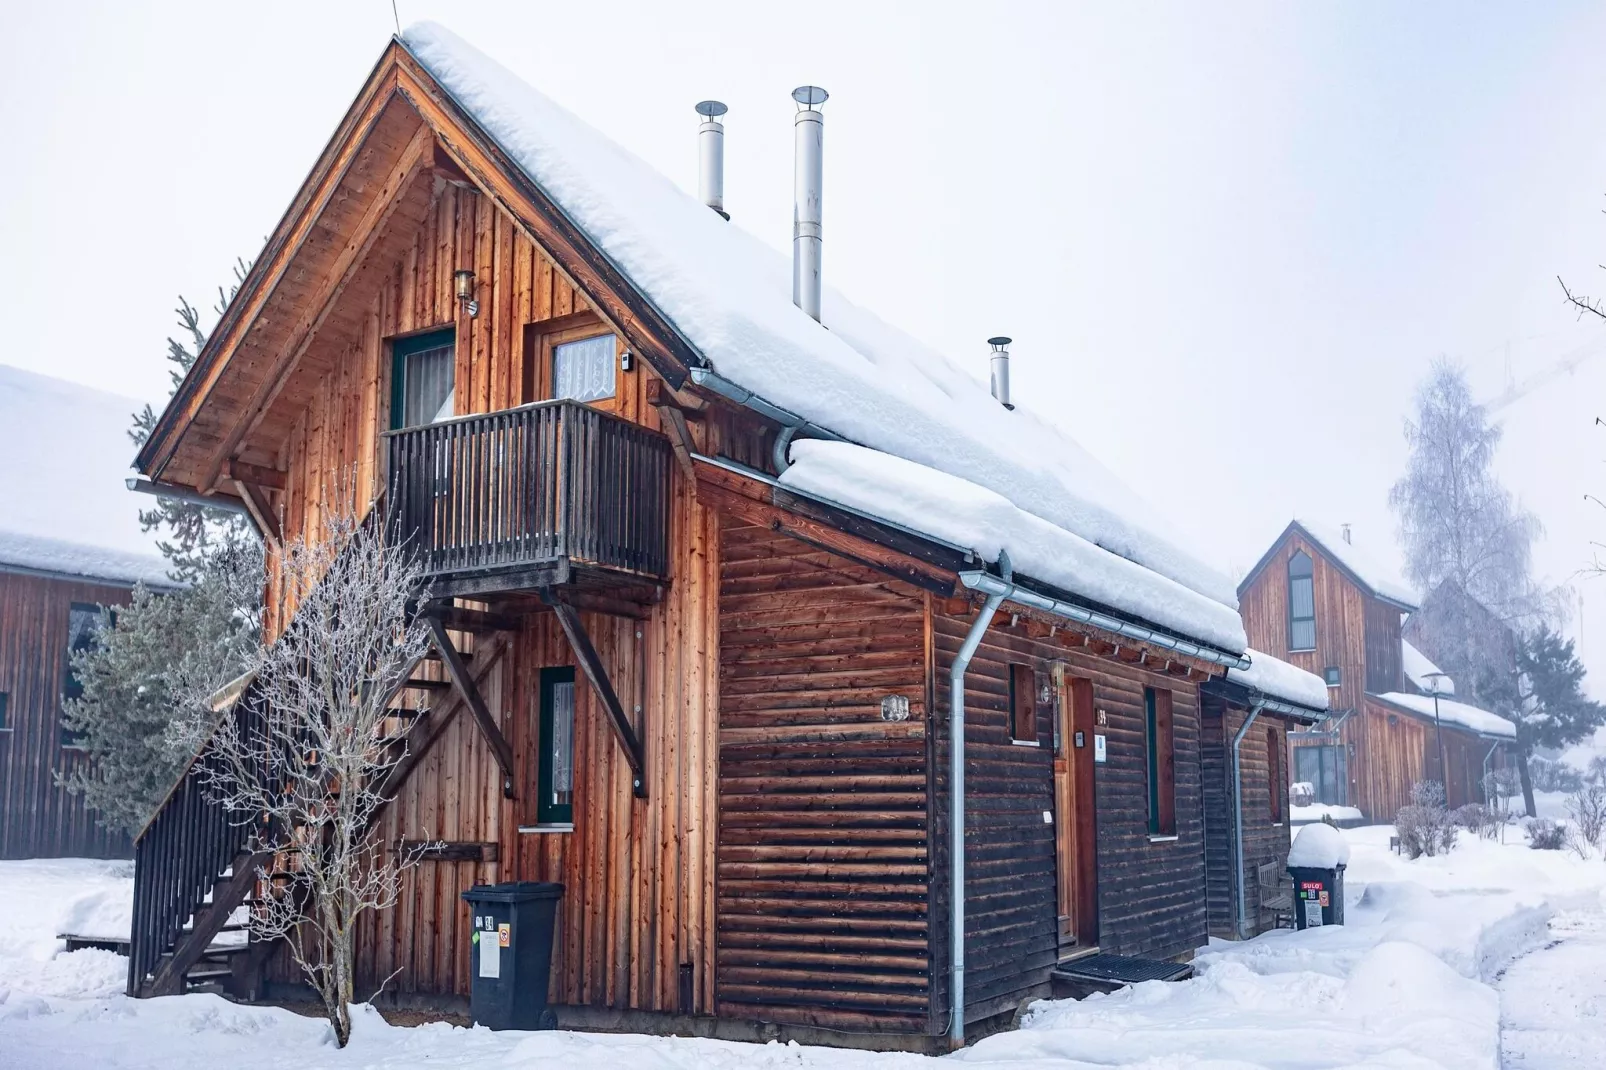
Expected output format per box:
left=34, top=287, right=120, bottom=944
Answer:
left=1053, top=669, right=1099, bottom=953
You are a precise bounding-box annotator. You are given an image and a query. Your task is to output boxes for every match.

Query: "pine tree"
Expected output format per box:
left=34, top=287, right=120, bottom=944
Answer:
left=1517, top=626, right=1606, bottom=774
left=58, top=266, right=264, bottom=835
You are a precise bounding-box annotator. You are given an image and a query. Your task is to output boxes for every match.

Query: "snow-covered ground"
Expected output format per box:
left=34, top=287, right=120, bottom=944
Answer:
left=3, top=827, right=1604, bottom=1069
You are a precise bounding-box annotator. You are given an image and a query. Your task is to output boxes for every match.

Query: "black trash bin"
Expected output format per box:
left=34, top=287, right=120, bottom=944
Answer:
left=1288, top=864, right=1344, bottom=929
left=461, top=881, right=565, bottom=1030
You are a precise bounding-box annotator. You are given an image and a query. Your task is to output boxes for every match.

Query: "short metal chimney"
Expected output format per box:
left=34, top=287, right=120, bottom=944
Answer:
left=989, top=337, right=1014, bottom=410
left=695, top=100, right=728, bottom=219
left=792, top=86, right=827, bottom=321
left=1341, top=522, right=1352, bottom=545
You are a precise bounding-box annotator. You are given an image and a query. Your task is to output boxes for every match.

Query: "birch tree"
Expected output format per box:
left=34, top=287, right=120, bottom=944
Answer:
left=188, top=509, right=430, bottom=1047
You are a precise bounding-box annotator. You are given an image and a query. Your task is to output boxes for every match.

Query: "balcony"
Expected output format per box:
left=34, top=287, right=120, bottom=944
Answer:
left=384, top=400, right=672, bottom=600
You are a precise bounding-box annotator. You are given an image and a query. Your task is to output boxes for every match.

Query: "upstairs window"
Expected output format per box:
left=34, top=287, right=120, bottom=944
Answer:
left=62, top=603, right=111, bottom=748
left=1267, top=726, right=1283, bottom=823
left=1009, top=664, right=1036, bottom=743
left=390, top=328, right=456, bottom=430
left=1145, top=687, right=1176, bottom=836
left=1323, top=666, right=1341, bottom=687
left=537, top=667, right=576, bottom=826
left=552, top=333, right=617, bottom=403
left=1288, top=550, right=1316, bottom=651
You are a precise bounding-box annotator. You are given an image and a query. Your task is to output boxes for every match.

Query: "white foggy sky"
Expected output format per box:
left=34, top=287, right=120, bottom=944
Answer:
left=3, top=2, right=1603, bottom=690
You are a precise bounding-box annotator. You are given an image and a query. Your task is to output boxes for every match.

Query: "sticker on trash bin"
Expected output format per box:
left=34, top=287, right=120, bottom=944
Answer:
left=498, top=922, right=511, bottom=947
left=1318, top=891, right=1330, bottom=907
left=480, top=933, right=501, bottom=978
left=1304, top=899, right=1324, bottom=928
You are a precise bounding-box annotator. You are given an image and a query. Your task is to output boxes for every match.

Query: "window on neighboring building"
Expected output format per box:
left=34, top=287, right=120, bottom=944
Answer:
left=1288, top=550, right=1316, bottom=651
left=1009, top=664, right=1036, bottom=743
left=537, top=667, right=576, bottom=825
left=390, top=328, right=456, bottom=430
left=1324, top=666, right=1341, bottom=687
left=62, top=603, right=111, bottom=748
left=1145, top=687, right=1176, bottom=836
left=0, top=691, right=8, bottom=731
left=552, top=332, right=617, bottom=403
left=1294, top=743, right=1347, bottom=806
left=1267, top=726, right=1283, bottom=823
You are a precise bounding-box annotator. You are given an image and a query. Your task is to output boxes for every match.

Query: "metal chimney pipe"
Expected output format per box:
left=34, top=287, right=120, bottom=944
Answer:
left=695, top=100, right=728, bottom=219
left=989, top=337, right=1014, bottom=410
left=792, top=86, right=827, bottom=321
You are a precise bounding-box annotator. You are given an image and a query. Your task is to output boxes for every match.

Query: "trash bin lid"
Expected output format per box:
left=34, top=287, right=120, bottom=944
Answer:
left=462, top=881, right=565, bottom=903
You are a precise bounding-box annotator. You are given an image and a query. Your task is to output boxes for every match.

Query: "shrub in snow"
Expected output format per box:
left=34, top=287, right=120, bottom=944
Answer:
left=1288, top=821, right=1351, bottom=870
left=1526, top=818, right=1568, bottom=850
left=1452, top=803, right=1494, bottom=838
left=1395, top=781, right=1457, bottom=859
left=1528, top=756, right=1582, bottom=794
left=1565, top=784, right=1606, bottom=849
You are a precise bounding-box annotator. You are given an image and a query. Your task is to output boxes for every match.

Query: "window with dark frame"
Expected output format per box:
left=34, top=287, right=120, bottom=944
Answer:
left=0, top=691, right=8, bottom=731
left=1267, top=726, right=1283, bottom=823
left=1288, top=550, right=1317, bottom=651
left=1009, top=664, right=1036, bottom=743
left=537, top=667, right=577, bottom=825
left=62, top=603, right=112, bottom=748
left=389, top=328, right=457, bottom=430
left=1324, top=666, right=1341, bottom=687
left=1294, top=744, right=1347, bottom=806
left=1145, top=687, right=1176, bottom=836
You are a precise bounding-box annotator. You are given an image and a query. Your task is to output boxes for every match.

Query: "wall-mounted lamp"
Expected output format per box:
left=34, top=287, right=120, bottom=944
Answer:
left=453, top=268, right=479, bottom=318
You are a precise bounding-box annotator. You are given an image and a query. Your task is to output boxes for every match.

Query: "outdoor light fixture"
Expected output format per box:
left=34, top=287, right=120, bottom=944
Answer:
left=453, top=268, right=479, bottom=317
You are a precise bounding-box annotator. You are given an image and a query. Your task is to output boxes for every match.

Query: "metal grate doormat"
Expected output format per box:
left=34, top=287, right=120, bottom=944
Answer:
left=1052, top=953, right=1193, bottom=985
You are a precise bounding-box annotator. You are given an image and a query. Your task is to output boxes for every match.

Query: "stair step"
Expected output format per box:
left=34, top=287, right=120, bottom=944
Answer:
left=401, top=679, right=451, bottom=691
left=186, top=966, right=234, bottom=982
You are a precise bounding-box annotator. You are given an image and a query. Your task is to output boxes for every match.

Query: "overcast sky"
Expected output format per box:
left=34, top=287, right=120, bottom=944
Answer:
left=4, top=1, right=1604, bottom=690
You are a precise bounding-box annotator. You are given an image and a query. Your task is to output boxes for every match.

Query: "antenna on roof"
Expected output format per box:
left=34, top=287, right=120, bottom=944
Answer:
left=390, top=0, right=401, bottom=35
left=792, top=86, right=827, bottom=321
left=695, top=101, right=729, bottom=220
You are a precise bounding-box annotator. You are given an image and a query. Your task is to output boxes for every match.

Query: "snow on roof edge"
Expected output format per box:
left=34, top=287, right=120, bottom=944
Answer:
left=1293, top=519, right=1419, bottom=609
left=398, top=22, right=1242, bottom=620
left=1370, top=691, right=1516, bottom=740
left=1228, top=648, right=1330, bottom=712
left=0, top=531, right=173, bottom=590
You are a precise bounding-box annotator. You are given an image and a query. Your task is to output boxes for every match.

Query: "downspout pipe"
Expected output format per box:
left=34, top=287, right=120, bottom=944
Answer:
left=949, top=551, right=1012, bottom=1046
left=1232, top=699, right=1267, bottom=940
left=1481, top=740, right=1501, bottom=801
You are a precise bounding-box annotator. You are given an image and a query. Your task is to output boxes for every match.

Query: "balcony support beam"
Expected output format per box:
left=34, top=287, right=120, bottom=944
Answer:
left=424, top=616, right=517, bottom=798
left=542, top=589, right=648, bottom=799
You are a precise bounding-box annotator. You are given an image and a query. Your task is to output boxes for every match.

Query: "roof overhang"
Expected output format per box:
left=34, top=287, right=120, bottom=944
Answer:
left=1238, top=519, right=1419, bottom=612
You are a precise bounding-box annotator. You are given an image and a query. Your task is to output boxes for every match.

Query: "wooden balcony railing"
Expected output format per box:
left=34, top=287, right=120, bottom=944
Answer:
left=384, top=400, right=672, bottom=587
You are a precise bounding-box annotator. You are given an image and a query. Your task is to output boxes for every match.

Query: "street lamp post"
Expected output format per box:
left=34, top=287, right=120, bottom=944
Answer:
left=1424, top=671, right=1450, bottom=795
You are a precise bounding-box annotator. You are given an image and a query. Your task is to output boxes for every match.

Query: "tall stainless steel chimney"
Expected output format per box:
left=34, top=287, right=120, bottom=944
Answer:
left=989, top=337, right=1014, bottom=410
left=792, top=86, right=827, bottom=321
left=695, top=100, right=728, bottom=219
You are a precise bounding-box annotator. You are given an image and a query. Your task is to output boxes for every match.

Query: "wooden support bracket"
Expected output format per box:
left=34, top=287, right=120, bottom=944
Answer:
left=425, top=616, right=517, bottom=798
left=541, top=589, right=648, bottom=798
left=231, top=479, right=283, bottom=547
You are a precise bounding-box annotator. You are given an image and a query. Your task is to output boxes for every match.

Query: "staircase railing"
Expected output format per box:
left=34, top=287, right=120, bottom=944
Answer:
left=126, top=680, right=266, bottom=995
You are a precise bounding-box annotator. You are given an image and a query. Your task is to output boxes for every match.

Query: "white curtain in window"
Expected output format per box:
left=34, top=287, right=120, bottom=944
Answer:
left=551, top=680, right=574, bottom=805
left=553, top=334, right=616, bottom=402
left=402, top=344, right=455, bottom=427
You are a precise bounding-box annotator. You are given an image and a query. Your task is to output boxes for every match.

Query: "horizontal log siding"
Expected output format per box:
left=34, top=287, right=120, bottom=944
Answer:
left=930, top=610, right=1209, bottom=1026
left=1200, top=696, right=1290, bottom=939
left=0, top=571, right=132, bottom=859
left=716, top=518, right=932, bottom=1033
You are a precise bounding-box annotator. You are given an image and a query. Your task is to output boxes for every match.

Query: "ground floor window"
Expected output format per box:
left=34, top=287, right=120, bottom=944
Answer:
left=1294, top=743, right=1346, bottom=806
left=538, top=667, right=576, bottom=825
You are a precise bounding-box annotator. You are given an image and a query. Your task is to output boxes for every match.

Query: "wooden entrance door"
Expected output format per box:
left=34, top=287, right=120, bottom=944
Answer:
left=1053, top=671, right=1099, bottom=952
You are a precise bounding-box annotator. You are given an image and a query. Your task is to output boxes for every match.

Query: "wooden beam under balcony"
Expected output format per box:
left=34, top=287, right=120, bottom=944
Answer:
left=424, top=616, right=516, bottom=798
left=542, top=589, right=647, bottom=799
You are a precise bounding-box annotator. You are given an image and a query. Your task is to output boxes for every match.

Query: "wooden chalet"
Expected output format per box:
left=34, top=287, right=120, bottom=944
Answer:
left=1239, top=520, right=1513, bottom=822
left=127, top=23, right=1293, bottom=1049
left=0, top=365, right=174, bottom=860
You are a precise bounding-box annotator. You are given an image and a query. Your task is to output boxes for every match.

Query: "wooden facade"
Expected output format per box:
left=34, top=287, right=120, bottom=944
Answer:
left=1238, top=522, right=1506, bottom=821
left=128, top=35, right=1259, bottom=1048
left=0, top=569, right=132, bottom=860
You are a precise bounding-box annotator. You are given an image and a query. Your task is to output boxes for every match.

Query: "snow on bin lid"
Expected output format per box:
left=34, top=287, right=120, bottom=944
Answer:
left=1288, top=821, right=1351, bottom=870
left=400, top=23, right=1246, bottom=651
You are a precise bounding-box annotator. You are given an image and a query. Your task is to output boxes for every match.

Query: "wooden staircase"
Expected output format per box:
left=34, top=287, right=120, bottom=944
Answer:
left=127, top=607, right=506, bottom=1000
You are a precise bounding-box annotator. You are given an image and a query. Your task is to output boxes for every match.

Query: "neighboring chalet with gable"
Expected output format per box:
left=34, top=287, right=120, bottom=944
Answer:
left=0, top=364, right=172, bottom=859
left=1239, top=520, right=1513, bottom=822
left=128, top=23, right=1320, bottom=1049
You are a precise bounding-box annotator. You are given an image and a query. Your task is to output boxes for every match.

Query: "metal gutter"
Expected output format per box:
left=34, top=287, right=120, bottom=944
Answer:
left=949, top=552, right=1011, bottom=1045
left=1231, top=700, right=1267, bottom=939
left=126, top=476, right=250, bottom=517
left=688, top=368, right=844, bottom=444
left=959, top=571, right=1249, bottom=670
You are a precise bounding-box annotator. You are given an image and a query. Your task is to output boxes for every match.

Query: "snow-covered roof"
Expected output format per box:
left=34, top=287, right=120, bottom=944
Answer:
left=0, top=364, right=170, bottom=588
left=1294, top=519, right=1418, bottom=609
left=1227, top=648, right=1330, bottom=712
left=1370, top=691, right=1516, bottom=740
left=1402, top=639, right=1455, bottom=696
left=402, top=23, right=1246, bottom=652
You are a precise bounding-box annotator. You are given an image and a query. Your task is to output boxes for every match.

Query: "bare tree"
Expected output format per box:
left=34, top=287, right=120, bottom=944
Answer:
left=187, top=508, right=431, bottom=1047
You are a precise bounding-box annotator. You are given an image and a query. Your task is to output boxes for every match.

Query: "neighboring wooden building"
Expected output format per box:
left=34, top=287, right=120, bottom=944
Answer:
left=128, top=24, right=1283, bottom=1049
left=1239, top=520, right=1513, bottom=822
left=0, top=365, right=172, bottom=860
